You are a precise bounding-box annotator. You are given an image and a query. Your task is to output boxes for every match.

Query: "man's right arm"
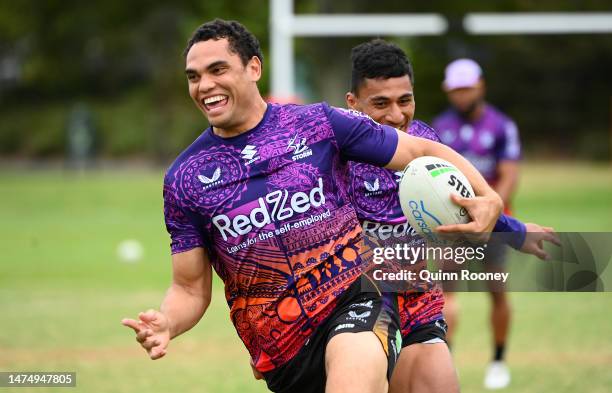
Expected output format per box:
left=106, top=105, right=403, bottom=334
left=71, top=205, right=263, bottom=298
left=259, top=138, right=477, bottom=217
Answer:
left=122, top=247, right=212, bottom=359
left=162, top=247, right=213, bottom=339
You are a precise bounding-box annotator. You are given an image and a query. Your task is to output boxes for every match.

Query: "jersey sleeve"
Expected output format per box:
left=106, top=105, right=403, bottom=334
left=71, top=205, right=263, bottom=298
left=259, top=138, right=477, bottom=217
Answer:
left=493, top=214, right=526, bottom=249
left=163, top=181, right=205, bottom=255
left=498, top=119, right=521, bottom=161
left=323, top=103, right=399, bottom=166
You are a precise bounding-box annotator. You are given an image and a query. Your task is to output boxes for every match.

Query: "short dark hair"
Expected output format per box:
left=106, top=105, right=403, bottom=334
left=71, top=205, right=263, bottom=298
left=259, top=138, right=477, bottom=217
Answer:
left=350, top=39, right=414, bottom=94
left=183, top=19, right=263, bottom=66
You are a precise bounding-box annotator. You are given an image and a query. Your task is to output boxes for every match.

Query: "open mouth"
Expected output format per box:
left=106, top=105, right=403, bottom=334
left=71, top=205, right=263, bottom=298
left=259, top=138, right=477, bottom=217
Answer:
left=202, top=95, right=229, bottom=112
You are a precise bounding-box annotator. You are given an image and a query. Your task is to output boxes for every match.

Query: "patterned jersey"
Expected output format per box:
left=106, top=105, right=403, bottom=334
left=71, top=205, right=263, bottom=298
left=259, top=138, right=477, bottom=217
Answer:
left=163, top=103, right=398, bottom=372
left=432, top=104, right=521, bottom=184
left=348, top=120, right=445, bottom=337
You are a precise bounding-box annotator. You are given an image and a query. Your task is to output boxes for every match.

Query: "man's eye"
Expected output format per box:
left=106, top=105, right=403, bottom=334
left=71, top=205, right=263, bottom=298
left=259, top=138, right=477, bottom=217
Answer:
left=373, top=102, right=387, bottom=108
left=212, top=67, right=226, bottom=75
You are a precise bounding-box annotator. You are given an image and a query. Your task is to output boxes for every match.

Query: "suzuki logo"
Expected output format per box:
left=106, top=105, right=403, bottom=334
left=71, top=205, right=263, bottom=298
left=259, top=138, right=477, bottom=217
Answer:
left=241, top=145, right=258, bottom=160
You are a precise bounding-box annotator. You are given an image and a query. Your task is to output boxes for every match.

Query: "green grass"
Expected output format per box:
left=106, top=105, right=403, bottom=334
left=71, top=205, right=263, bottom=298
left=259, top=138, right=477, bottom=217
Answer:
left=0, top=162, right=611, bottom=392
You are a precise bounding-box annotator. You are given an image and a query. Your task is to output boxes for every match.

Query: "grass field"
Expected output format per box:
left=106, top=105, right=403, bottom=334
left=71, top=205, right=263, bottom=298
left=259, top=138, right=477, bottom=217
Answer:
left=0, top=161, right=611, bottom=393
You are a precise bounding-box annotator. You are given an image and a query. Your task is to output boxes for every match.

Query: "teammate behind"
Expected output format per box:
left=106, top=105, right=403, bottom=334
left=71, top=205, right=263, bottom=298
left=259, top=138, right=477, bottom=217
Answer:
left=345, top=39, right=558, bottom=393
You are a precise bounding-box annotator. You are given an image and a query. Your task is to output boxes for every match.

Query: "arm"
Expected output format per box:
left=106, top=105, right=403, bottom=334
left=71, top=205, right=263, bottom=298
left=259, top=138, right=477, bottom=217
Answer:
left=495, top=160, right=519, bottom=206
left=122, top=247, right=213, bottom=359
left=163, top=247, right=213, bottom=338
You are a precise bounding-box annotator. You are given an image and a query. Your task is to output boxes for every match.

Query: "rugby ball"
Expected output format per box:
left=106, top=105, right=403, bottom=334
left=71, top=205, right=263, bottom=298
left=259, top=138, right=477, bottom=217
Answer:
left=398, top=156, right=474, bottom=244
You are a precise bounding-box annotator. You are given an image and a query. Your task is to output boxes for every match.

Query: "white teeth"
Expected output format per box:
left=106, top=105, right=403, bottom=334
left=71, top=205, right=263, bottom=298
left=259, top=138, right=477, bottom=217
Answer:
left=204, top=95, right=227, bottom=105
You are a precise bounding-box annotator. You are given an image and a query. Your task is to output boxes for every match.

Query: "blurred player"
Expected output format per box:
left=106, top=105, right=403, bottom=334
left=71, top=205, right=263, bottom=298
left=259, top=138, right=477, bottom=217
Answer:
left=433, top=58, right=521, bottom=389
left=346, top=39, right=558, bottom=393
left=121, top=20, right=505, bottom=393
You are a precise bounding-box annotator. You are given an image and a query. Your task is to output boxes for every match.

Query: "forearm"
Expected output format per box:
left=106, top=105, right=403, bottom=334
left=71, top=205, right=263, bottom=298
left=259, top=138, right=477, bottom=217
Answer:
left=160, top=283, right=210, bottom=339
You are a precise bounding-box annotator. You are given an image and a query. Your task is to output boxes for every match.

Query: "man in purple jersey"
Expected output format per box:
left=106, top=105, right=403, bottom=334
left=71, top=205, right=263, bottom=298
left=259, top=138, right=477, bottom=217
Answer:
left=120, top=19, right=506, bottom=393
left=345, top=39, right=558, bottom=393
left=433, top=58, right=521, bottom=389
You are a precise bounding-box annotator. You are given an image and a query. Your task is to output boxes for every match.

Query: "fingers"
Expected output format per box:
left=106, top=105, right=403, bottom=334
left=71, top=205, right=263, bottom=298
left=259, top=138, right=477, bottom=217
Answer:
left=136, top=329, right=153, bottom=344
left=449, top=193, right=470, bottom=207
left=543, top=229, right=562, bottom=246
left=121, top=318, right=142, bottom=333
left=139, top=309, right=159, bottom=324
left=124, top=310, right=169, bottom=361
left=436, top=221, right=479, bottom=233
left=142, top=337, right=161, bottom=351
left=533, top=241, right=550, bottom=260
left=150, top=347, right=166, bottom=360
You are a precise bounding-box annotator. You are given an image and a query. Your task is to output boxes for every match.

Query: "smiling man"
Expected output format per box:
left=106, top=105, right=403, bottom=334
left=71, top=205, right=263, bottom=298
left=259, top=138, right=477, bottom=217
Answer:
left=121, top=20, right=508, bottom=393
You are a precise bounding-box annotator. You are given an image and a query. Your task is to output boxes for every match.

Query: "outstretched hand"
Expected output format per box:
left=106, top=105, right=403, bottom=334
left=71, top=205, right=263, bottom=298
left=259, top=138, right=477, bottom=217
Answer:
left=520, top=223, right=561, bottom=260
left=122, top=309, right=171, bottom=360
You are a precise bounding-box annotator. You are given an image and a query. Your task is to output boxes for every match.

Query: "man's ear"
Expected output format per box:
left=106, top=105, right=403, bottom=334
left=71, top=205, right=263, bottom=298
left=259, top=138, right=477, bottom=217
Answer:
left=247, top=56, right=262, bottom=82
left=346, top=92, right=357, bottom=109
left=477, top=78, right=486, bottom=96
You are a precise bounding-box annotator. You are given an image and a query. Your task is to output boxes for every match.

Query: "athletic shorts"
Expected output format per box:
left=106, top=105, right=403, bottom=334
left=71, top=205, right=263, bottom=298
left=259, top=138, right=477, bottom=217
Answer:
left=401, top=318, right=448, bottom=348
left=263, top=280, right=401, bottom=393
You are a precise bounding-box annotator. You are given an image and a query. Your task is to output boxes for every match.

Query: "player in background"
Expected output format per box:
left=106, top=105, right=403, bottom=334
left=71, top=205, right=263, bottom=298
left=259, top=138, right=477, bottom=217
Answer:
left=121, top=19, right=507, bottom=393
left=345, top=39, right=558, bottom=393
left=433, top=58, right=521, bottom=389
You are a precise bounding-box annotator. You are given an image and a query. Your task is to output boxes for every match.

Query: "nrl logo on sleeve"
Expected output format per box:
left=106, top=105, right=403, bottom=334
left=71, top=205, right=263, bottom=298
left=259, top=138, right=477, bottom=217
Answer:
left=241, top=145, right=260, bottom=165
left=287, top=134, right=313, bottom=161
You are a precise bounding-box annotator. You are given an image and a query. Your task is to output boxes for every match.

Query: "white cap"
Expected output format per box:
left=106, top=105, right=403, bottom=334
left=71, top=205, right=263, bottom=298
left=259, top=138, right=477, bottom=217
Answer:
left=443, top=58, right=483, bottom=91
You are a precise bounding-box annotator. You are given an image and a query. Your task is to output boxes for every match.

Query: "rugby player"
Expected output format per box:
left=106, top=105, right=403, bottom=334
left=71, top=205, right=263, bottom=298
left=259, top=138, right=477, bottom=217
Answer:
left=433, top=59, right=521, bottom=389
left=121, top=20, right=506, bottom=393
left=344, top=39, right=558, bottom=393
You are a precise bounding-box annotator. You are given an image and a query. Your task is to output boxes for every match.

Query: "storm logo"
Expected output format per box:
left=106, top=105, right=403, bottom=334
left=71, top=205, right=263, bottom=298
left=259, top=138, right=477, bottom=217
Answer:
left=287, top=134, right=313, bottom=161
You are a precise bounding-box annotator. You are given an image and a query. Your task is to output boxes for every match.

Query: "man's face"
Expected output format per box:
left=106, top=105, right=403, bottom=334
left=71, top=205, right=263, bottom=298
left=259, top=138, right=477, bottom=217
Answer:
left=185, top=38, right=261, bottom=131
left=346, top=75, right=415, bottom=131
left=445, top=81, right=484, bottom=116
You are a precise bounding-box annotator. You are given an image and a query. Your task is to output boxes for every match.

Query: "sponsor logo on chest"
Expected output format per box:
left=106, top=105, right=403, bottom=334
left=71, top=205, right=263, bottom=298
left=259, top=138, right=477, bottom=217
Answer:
left=212, top=178, right=326, bottom=241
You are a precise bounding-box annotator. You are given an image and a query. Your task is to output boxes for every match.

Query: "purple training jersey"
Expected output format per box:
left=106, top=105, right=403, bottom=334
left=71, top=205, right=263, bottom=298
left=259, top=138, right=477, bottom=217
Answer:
left=432, top=104, right=521, bottom=184
left=163, top=102, right=398, bottom=372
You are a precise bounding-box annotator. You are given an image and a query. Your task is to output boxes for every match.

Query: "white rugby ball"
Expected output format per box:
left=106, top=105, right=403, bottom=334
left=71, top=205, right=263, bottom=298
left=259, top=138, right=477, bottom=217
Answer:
left=398, top=156, right=474, bottom=244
